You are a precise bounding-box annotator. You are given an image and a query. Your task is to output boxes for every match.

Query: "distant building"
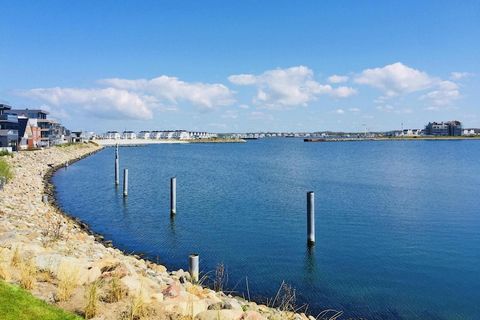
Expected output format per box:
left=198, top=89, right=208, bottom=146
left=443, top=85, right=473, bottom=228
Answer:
left=0, top=104, right=19, bottom=151
left=138, top=131, right=151, bottom=139
left=122, top=131, right=136, bottom=139
left=17, top=117, right=41, bottom=150
left=105, top=131, right=121, bottom=139
left=425, top=121, right=462, bottom=136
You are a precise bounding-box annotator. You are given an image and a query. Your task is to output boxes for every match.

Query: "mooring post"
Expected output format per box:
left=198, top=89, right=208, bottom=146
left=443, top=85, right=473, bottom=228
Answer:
left=170, top=177, right=176, bottom=216
left=42, top=195, right=48, bottom=204
left=123, top=169, right=128, bottom=197
left=189, top=254, right=199, bottom=282
left=115, top=144, right=119, bottom=185
left=307, top=191, right=315, bottom=245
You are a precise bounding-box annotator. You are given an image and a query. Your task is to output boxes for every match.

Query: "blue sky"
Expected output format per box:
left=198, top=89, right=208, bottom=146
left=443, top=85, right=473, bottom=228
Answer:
left=1, top=0, right=479, bottom=133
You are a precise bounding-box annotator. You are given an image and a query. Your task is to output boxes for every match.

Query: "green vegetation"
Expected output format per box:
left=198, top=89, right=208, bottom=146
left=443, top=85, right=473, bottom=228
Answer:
left=0, top=150, right=13, bottom=157
left=0, top=280, right=81, bottom=320
left=0, top=157, right=13, bottom=182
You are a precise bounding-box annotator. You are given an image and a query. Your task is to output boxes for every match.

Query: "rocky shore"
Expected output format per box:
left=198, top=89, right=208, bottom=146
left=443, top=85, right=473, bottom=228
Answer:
left=0, top=143, right=313, bottom=320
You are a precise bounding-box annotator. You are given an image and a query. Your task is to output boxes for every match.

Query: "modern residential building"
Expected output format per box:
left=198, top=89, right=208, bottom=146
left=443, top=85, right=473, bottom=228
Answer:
left=425, top=121, right=462, bottom=136
left=138, top=131, right=151, bottom=139
left=0, top=104, right=19, bottom=151
left=7, top=109, right=68, bottom=146
left=105, top=131, right=121, bottom=139
left=150, top=131, right=162, bottom=139
left=122, top=131, right=136, bottom=139
left=17, top=116, right=41, bottom=150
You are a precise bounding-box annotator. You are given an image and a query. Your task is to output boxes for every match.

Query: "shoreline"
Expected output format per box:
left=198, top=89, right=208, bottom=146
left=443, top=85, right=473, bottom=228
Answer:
left=304, top=136, right=480, bottom=142
left=0, top=143, right=313, bottom=320
left=95, top=138, right=245, bottom=146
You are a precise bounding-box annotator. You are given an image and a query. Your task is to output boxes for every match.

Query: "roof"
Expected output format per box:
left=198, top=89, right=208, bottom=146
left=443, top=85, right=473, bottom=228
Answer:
left=9, top=108, right=49, bottom=115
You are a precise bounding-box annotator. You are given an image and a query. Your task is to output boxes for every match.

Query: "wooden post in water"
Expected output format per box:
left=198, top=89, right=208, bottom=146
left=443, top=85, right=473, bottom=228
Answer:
left=123, top=169, right=128, bottom=197
left=307, top=191, right=315, bottom=245
left=170, top=177, right=176, bottom=216
left=189, top=254, right=199, bottom=282
left=114, top=144, right=119, bottom=185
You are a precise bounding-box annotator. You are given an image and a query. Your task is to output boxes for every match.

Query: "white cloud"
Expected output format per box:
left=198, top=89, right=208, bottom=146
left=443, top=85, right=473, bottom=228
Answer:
left=328, top=75, right=349, bottom=84
left=355, top=62, right=434, bottom=97
left=355, top=62, right=463, bottom=107
left=421, top=80, right=460, bottom=106
left=239, top=104, right=250, bottom=109
left=335, top=109, right=345, bottom=114
left=228, top=66, right=356, bottom=109
left=21, top=75, right=236, bottom=121
left=348, top=107, right=361, bottom=112
left=22, top=87, right=154, bottom=120
left=101, top=75, right=235, bottom=110
left=450, top=72, right=473, bottom=80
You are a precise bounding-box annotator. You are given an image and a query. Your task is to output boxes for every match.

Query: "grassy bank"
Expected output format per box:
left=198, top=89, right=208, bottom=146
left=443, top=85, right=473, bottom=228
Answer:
left=0, top=281, right=81, bottom=320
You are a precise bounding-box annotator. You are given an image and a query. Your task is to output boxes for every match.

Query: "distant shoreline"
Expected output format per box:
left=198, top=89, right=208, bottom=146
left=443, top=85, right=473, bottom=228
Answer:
left=95, top=138, right=245, bottom=146
left=304, top=136, right=480, bottom=142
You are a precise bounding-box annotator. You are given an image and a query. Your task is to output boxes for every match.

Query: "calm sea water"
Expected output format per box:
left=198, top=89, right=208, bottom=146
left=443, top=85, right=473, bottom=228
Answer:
left=53, top=139, right=480, bottom=319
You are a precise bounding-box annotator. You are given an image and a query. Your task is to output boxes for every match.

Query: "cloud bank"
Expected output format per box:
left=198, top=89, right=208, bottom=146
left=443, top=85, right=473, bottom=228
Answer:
left=228, top=66, right=357, bottom=109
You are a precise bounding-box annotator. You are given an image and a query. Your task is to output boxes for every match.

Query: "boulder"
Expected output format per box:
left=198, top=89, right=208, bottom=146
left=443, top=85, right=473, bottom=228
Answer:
left=195, top=310, right=243, bottom=320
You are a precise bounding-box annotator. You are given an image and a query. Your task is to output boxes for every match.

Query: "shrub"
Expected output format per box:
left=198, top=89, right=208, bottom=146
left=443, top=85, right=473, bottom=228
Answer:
left=84, top=281, right=100, bottom=319
left=56, top=261, right=80, bottom=301
left=19, top=258, right=37, bottom=290
left=0, top=158, right=13, bottom=183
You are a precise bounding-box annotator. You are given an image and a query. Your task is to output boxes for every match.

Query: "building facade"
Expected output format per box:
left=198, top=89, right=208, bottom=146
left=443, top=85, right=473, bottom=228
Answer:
left=425, top=121, right=462, bottom=136
left=0, top=104, right=19, bottom=150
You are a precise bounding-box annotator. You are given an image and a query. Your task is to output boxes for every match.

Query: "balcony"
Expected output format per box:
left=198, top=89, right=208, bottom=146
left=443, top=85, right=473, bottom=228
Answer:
left=0, top=114, right=18, bottom=123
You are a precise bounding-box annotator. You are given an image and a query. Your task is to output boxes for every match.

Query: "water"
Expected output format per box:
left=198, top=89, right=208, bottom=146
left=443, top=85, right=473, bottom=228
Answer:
left=53, top=139, right=480, bottom=319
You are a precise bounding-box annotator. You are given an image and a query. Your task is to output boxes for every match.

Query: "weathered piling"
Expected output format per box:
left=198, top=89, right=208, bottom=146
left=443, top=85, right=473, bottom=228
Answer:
left=189, top=254, right=199, bottom=282
left=170, top=177, right=176, bottom=216
left=114, top=145, right=119, bottom=185
left=307, top=191, right=315, bottom=245
left=123, top=169, right=128, bottom=197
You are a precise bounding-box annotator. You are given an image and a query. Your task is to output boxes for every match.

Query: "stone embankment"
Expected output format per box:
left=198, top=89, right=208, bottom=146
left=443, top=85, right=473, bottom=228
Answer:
left=0, top=143, right=312, bottom=320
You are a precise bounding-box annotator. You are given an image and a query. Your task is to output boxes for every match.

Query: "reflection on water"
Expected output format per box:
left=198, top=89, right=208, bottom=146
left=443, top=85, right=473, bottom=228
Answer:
left=53, top=139, right=480, bottom=319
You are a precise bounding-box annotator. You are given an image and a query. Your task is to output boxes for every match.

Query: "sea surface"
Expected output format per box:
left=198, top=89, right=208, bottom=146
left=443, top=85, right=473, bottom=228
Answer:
left=53, top=139, right=480, bottom=319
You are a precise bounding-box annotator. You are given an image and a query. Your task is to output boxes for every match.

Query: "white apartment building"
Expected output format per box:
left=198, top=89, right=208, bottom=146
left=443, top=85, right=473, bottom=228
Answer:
left=138, top=131, right=151, bottom=139
left=122, top=131, right=136, bottom=139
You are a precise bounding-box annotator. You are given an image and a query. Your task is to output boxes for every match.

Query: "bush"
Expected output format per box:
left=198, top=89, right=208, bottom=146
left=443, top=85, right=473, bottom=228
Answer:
left=0, top=158, right=13, bottom=183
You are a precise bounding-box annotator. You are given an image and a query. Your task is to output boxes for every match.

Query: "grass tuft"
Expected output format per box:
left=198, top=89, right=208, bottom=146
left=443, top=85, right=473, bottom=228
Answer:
left=10, top=246, right=21, bottom=267
left=0, top=157, right=13, bottom=183
left=105, top=276, right=125, bottom=303
left=56, top=260, right=80, bottom=301
left=84, top=281, right=100, bottom=319
left=19, top=258, right=37, bottom=290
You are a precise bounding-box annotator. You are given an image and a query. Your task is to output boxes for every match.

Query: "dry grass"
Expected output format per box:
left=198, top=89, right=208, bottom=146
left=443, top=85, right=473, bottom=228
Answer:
left=0, top=249, right=11, bottom=281
left=315, top=309, right=344, bottom=320
left=104, top=276, right=125, bottom=303
left=56, top=260, right=80, bottom=301
left=213, top=263, right=227, bottom=292
left=41, top=216, right=66, bottom=246
left=124, top=293, right=146, bottom=320
left=37, top=270, right=55, bottom=282
left=19, top=258, right=37, bottom=290
left=11, top=246, right=21, bottom=267
left=84, top=281, right=100, bottom=319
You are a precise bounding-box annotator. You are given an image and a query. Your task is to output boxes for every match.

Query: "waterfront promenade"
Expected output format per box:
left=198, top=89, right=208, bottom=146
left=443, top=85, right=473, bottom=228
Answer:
left=0, top=143, right=310, bottom=320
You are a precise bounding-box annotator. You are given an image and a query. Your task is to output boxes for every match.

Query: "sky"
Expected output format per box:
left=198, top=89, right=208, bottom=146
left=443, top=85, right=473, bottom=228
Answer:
left=0, top=0, right=479, bottom=133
